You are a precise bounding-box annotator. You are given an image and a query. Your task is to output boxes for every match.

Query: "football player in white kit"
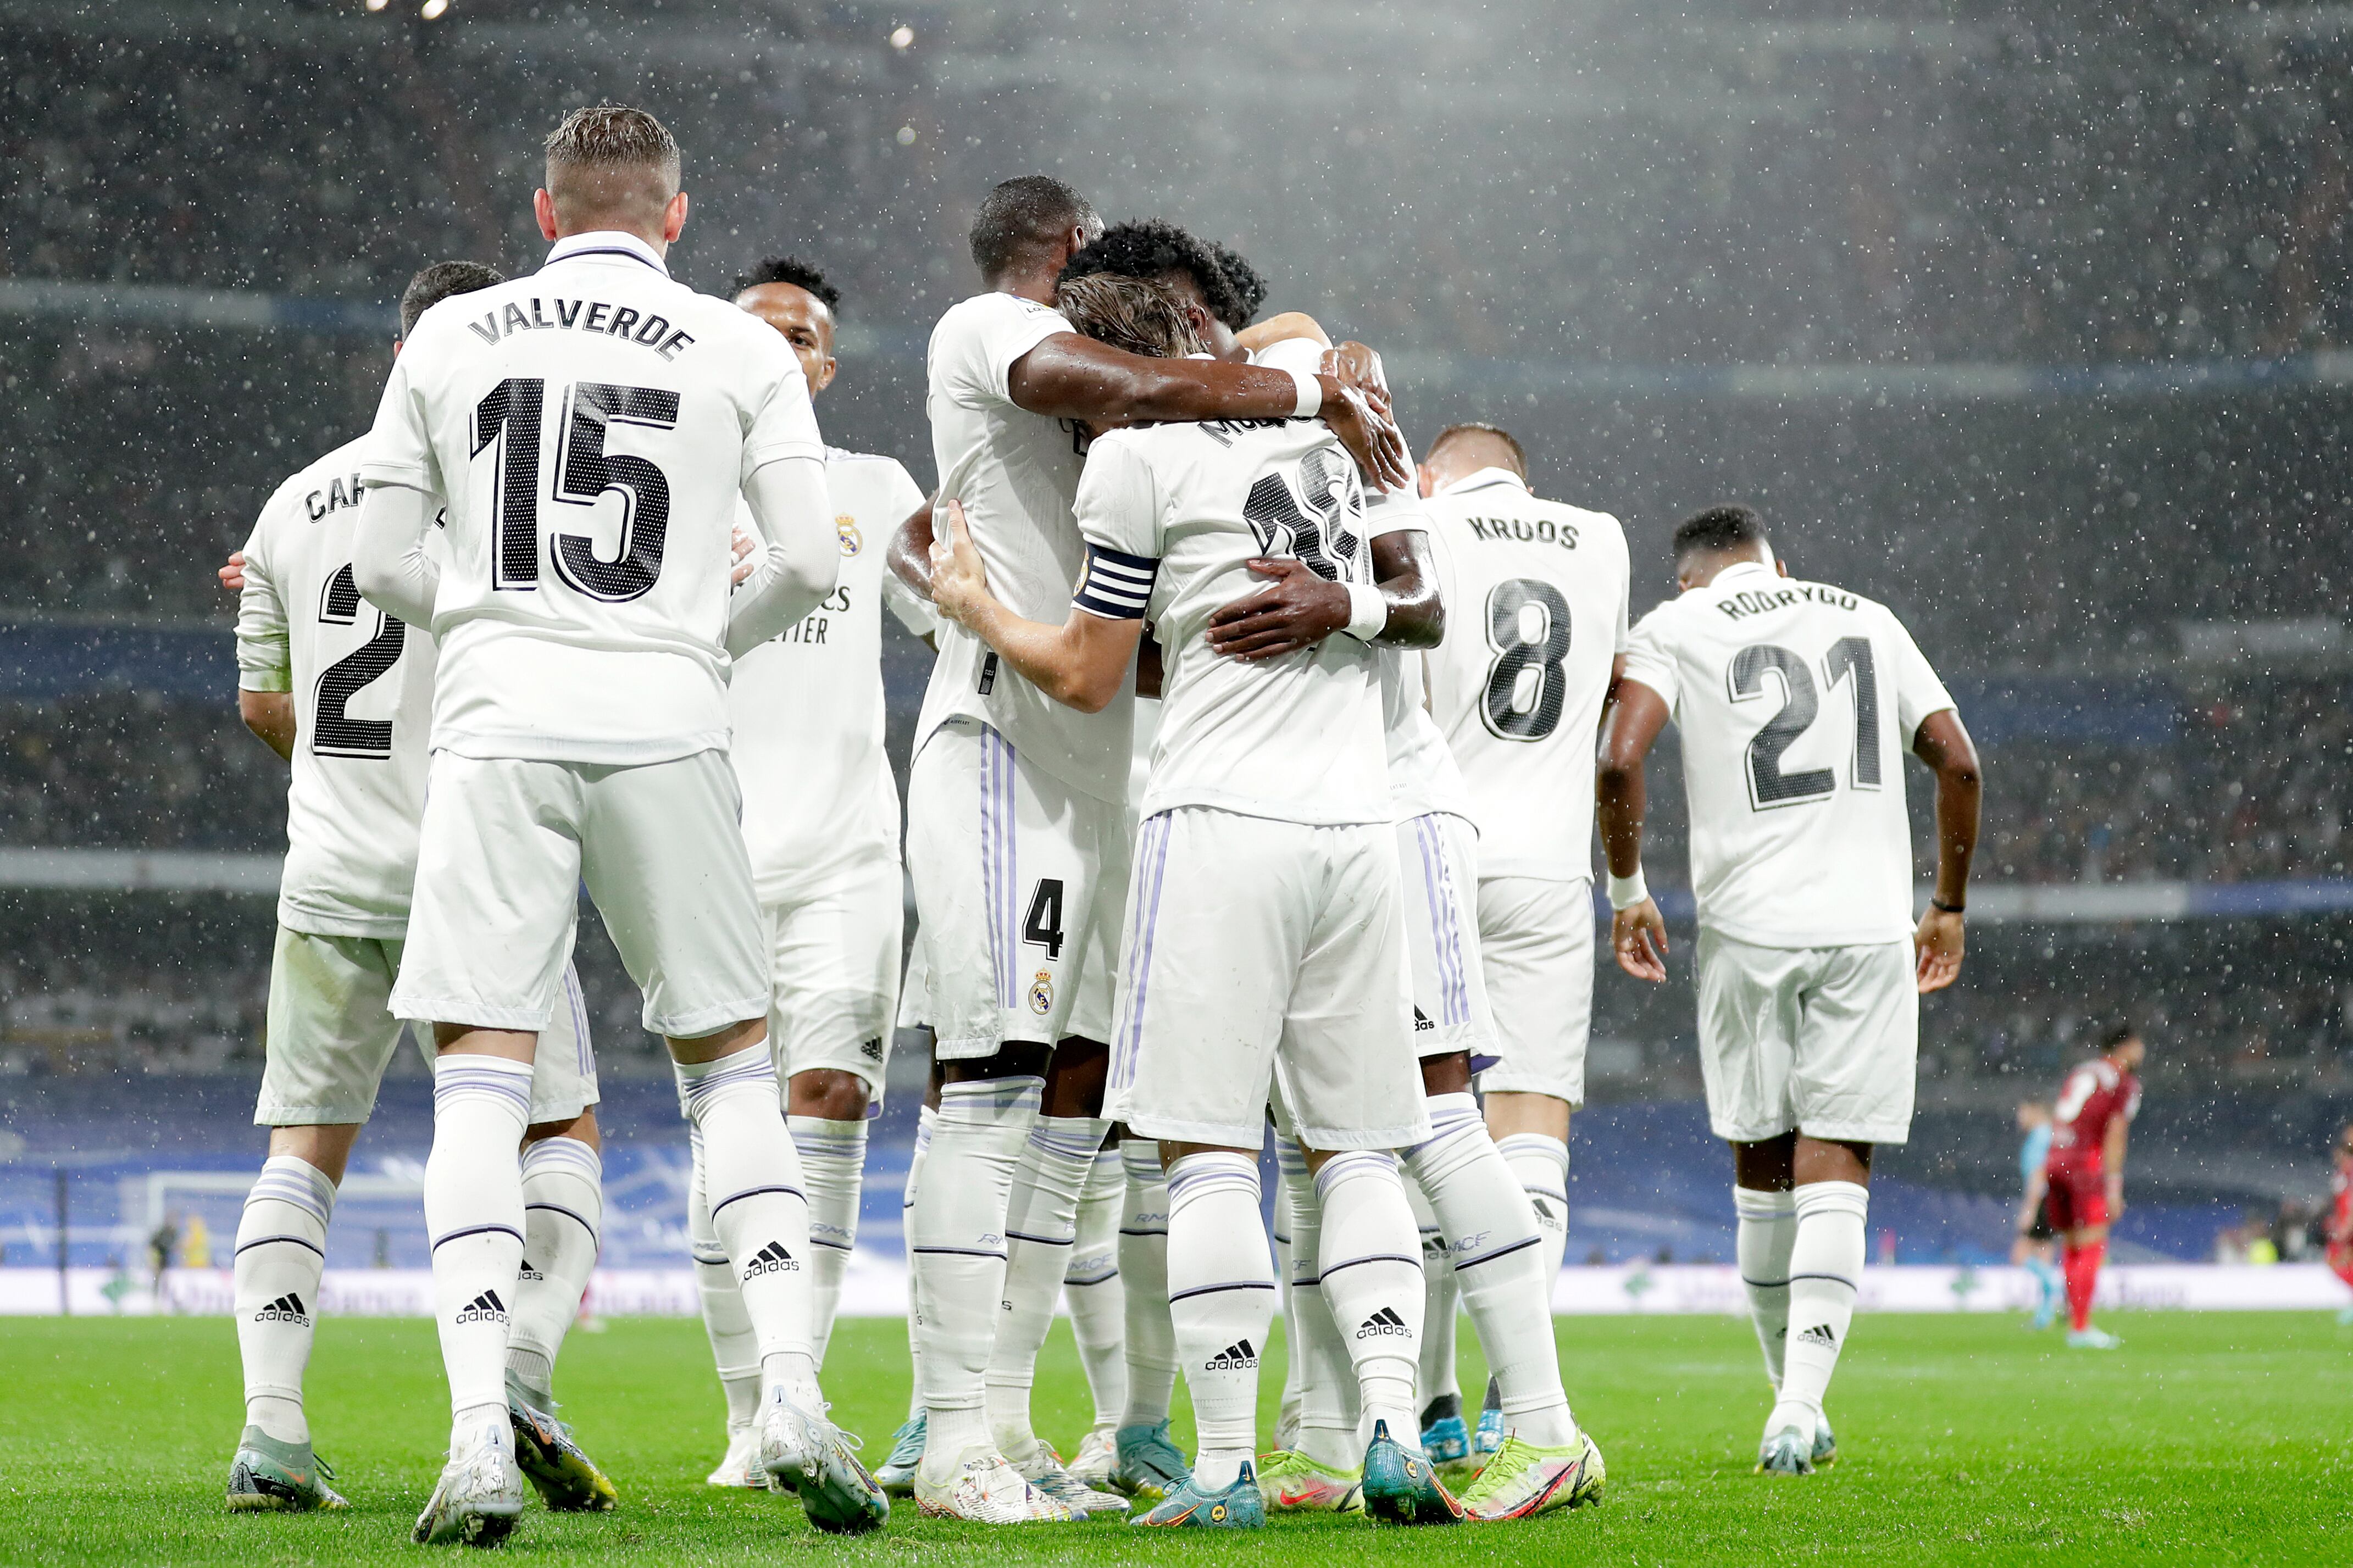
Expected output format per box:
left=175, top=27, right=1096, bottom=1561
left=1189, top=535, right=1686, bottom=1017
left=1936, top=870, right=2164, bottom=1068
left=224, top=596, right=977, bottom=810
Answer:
left=689, top=255, right=932, bottom=1487
left=350, top=108, right=883, bottom=1542
left=223, top=262, right=610, bottom=1519
left=1597, top=505, right=1980, bottom=1476
left=884, top=177, right=1407, bottom=1523
left=926, top=273, right=1448, bottom=1532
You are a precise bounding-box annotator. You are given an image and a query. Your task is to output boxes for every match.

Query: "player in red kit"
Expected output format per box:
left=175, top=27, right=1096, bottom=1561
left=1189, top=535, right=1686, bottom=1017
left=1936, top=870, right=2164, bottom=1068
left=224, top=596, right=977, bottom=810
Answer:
left=2043, top=1024, right=2145, bottom=1349
left=2326, top=1125, right=2353, bottom=1326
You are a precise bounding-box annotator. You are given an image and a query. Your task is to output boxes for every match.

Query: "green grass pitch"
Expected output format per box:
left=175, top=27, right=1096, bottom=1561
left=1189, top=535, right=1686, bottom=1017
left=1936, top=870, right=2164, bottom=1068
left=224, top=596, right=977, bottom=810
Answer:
left=4, top=1310, right=2348, bottom=1564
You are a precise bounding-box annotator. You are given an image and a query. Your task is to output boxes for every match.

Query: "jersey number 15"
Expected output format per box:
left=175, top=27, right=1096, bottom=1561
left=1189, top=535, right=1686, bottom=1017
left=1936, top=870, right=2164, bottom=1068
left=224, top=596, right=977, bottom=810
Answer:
left=475, top=377, right=681, bottom=602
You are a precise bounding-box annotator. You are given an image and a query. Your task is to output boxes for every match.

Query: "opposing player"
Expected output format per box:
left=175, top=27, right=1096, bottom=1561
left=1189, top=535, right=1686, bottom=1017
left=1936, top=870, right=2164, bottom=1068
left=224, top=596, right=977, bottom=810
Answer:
left=2010, top=1100, right=2062, bottom=1330
left=689, top=255, right=930, bottom=1489
left=2044, top=1024, right=2146, bottom=1349
left=2326, top=1126, right=2353, bottom=1325
left=926, top=273, right=1448, bottom=1530
left=223, top=260, right=611, bottom=1520
left=885, top=176, right=1405, bottom=1523
left=351, top=107, right=880, bottom=1542
left=1597, top=504, right=1980, bottom=1475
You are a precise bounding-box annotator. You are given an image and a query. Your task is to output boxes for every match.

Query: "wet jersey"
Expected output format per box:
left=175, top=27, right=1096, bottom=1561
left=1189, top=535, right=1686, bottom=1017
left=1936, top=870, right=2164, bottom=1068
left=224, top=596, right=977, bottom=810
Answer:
left=1422, top=468, right=1629, bottom=881
left=2046, top=1059, right=2141, bottom=1176
left=237, top=435, right=437, bottom=938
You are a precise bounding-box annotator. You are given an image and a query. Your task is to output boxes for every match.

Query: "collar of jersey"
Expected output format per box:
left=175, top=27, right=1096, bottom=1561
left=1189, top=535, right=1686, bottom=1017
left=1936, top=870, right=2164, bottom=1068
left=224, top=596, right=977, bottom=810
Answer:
left=1713, top=560, right=1775, bottom=584
left=542, top=230, right=670, bottom=276
left=1435, top=466, right=1528, bottom=498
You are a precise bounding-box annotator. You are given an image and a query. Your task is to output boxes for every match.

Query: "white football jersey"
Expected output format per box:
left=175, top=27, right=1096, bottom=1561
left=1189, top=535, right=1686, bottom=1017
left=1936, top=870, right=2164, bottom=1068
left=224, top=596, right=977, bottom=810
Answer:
left=730, top=447, right=928, bottom=900
left=1423, top=468, right=1630, bottom=880
left=1074, top=417, right=1386, bottom=825
left=1621, top=560, right=1956, bottom=948
left=236, top=436, right=436, bottom=938
left=915, top=291, right=1133, bottom=802
left=359, top=231, right=824, bottom=765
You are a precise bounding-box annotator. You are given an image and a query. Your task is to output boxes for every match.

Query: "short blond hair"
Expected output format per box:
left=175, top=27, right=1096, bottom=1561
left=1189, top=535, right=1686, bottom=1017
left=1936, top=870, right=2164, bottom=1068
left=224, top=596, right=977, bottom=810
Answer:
left=1053, top=273, right=1206, bottom=359
left=1427, top=421, right=1527, bottom=479
left=543, top=105, right=680, bottom=229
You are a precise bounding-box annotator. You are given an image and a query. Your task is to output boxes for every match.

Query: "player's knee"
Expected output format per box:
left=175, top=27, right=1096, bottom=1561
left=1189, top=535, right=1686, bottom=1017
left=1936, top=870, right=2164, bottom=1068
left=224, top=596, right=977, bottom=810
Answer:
left=787, top=1069, right=870, bottom=1121
left=1043, top=1036, right=1110, bottom=1117
left=524, top=1105, right=601, bottom=1150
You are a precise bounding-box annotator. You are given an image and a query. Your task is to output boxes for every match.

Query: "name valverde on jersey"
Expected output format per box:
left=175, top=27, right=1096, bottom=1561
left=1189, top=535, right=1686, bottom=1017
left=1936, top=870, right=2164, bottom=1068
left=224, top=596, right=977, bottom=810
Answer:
left=236, top=434, right=437, bottom=938
left=359, top=230, right=824, bottom=766
left=1621, top=560, right=1956, bottom=948
left=915, top=291, right=1133, bottom=802
left=1422, top=466, right=1630, bottom=881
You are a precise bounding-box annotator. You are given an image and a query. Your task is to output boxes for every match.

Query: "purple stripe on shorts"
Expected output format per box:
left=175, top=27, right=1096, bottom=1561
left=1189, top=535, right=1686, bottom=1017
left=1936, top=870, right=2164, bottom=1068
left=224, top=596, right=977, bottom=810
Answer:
left=1114, top=813, right=1176, bottom=1091
left=1422, top=817, right=1472, bottom=1026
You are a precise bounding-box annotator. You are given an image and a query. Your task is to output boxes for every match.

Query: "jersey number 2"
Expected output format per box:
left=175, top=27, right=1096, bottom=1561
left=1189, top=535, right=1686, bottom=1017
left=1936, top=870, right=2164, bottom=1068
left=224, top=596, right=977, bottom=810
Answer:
left=1480, top=579, right=1572, bottom=741
left=313, top=564, right=404, bottom=759
left=475, top=377, right=681, bottom=602
left=1729, top=637, right=1880, bottom=810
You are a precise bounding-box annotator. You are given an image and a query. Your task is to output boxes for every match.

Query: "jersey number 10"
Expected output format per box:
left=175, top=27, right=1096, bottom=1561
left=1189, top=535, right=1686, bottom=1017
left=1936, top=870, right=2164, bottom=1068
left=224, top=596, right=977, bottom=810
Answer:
left=475, top=377, right=681, bottom=602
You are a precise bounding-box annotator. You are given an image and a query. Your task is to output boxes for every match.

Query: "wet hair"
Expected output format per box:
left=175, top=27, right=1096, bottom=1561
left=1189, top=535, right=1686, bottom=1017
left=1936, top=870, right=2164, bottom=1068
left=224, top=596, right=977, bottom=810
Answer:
left=732, top=255, right=841, bottom=313
left=969, top=175, right=1098, bottom=279
left=1057, top=219, right=1246, bottom=333
left=1209, top=241, right=1269, bottom=330
left=1427, top=422, right=1528, bottom=479
left=1052, top=273, right=1206, bottom=360
left=1672, top=504, right=1770, bottom=563
left=2099, top=1021, right=2142, bottom=1053
left=543, top=105, right=681, bottom=227
left=399, top=260, right=504, bottom=338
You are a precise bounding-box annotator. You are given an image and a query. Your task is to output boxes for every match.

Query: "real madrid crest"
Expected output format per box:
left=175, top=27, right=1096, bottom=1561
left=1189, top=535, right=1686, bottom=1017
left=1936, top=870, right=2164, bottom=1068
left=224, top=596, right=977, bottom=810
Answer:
left=1028, top=970, right=1054, bottom=1016
left=836, top=515, right=861, bottom=556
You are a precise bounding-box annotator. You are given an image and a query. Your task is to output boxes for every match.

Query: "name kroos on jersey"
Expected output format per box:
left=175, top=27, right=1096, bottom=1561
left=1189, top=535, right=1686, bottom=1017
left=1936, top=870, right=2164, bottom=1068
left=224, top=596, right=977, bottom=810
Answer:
left=1461, top=514, right=1581, bottom=551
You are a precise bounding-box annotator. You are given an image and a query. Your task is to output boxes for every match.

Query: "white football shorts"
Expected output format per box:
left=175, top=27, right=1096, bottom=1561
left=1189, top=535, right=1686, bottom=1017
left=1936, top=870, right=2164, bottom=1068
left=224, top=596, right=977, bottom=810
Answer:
left=1397, top=811, right=1497, bottom=1065
left=1105, top=808, right=1428, bottom=1152
left=763, top=855, right=904, bottom=1098
left=904, top=718, right=1131, bottom=1059
left=256, top=926, right=598, bottom=1126
left=1472, top=875, right=1596, bottom=1105
left=1695, top=929, right=1918, bottom=1146
left=393, top=749, right=768, bottom=1041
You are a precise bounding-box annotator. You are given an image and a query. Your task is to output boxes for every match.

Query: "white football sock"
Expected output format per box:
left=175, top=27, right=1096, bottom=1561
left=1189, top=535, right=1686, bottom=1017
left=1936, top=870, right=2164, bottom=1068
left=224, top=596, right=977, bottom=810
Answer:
left=1271, top=1142, right=1303, bottom=1436
left=987, top=1114, right=1110, bottom=1465
left=1116, top=1138, right=1179, bottom=1431
left=1405, top=1094, right=1575, bottom=1447
left=675, top=1042, right=818, bottom=1411
left=1164, top=1152, right=1275, bottom=1492
left=1770, top=1180, right=1868, bottom=1439
left=901, top=1105, right=935, bottom=1423
left=1278, top=1140, right=1358, bottom=1470
left=426, top=1054, right=534, bottom=1447
left=911, top=1076, right=1040, bottom=1462
left=1495, top=1132, right=1570, bottom=1285
left=1316, top=1150, right=1425, bottom=1455
left=507, top=1135, right=600, bottom=1401
left=1065, top=1143, right=1128, bottom=1432
left=1407, top=1178, right=1459, bottom=1417
left=789, top=1114, right=867, bottom=1370
left=1734, top=1185, right=1799, bottom=1393
left=234, top=1154, right=336, bottom=1444
left=687, top=1127, right=761, bottom=1434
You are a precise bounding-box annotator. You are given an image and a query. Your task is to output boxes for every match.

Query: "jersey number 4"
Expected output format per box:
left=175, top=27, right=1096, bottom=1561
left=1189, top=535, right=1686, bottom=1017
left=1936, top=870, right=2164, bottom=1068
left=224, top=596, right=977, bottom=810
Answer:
left=1480, top=578, right=1573, bottom=741
left=313, top=564, right=404, bottom=760
left=1728, top=638, right=1880, bottom=810
left=475, top=377, right=681, bottom=602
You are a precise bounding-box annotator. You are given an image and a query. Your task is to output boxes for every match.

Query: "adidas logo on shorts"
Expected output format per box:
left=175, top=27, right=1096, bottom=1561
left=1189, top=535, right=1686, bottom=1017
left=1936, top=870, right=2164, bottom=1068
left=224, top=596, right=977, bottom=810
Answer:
left=1206, top=1338, right=1258, bottom=1371
left=859, top=1037, right=885, bottom=1062
left=1356, top=1306, right=1411, bottom=1340
left=455, top=1289, right=507, bottom=1325
left=1412, top=1007, right=1435, bottom=1034
left=253, top=1292, right=310, bottom=1326
left=1797, top=1322, right=1839, bottom=1349
left=743, top=1241, right=798, bottom=1278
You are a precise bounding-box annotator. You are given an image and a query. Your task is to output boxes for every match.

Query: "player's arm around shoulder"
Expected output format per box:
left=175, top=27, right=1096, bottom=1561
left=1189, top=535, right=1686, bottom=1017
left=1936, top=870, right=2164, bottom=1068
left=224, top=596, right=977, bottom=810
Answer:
left=1204, top=499, right=1444, bottom=662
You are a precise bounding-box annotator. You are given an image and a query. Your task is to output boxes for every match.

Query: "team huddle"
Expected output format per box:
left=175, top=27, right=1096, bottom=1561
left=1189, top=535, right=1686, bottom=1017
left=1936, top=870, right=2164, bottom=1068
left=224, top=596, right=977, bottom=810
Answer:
left=217, top=105, right=1983, bottom=1544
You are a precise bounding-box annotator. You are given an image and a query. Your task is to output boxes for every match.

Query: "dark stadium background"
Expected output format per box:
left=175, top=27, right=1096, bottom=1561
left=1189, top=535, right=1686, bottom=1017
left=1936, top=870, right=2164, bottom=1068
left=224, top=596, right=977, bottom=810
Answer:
left=2, top=0, right=2348, bottom=1278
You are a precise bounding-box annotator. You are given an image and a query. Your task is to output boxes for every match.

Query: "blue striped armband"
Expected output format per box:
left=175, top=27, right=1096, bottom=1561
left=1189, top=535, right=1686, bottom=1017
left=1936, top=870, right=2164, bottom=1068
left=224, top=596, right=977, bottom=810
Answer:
left=1073, top=542, right=1158, bottom=620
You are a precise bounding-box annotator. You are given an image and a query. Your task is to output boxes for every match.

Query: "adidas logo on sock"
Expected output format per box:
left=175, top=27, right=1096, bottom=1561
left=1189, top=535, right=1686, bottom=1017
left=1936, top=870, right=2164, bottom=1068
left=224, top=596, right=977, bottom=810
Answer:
left=454, top=1289, right=507, bottom=1325
left=1206, top=1338, right=1258, bottom=1371
left=743, top=1241, right=799, bottom=1278
left=519, top=1258, right=545, bottom=1282
left=1356, top=1306, right=1411, bottom=1340
left=253, top=1292, right=310, bottom=1326
left=1797, top=1322, right=1839, bottom=1349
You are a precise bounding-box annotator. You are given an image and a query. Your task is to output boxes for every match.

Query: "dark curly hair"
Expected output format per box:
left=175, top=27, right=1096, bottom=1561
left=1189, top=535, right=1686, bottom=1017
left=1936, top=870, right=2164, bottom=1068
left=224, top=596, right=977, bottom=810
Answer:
left=1058, top=219, right=1246, bottom=333
left=731, top=255, right=842, bottom=312
left=1207, top=241, right=1268, bottom=330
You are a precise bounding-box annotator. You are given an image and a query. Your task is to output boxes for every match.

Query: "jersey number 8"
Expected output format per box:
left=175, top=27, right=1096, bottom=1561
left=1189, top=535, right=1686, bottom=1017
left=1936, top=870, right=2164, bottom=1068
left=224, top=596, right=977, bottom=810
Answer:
left=1480, top=578, right=1573, bottom=742
left=1728, top=637, right=1880, bottom=811
left=475, top=377, right=681, bottom=602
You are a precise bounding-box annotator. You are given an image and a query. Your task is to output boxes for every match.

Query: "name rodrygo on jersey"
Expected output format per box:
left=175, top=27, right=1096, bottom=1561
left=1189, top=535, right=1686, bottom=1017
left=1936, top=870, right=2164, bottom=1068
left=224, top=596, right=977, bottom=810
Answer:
left=359, top=231, right=824, bottom=766
left=1621, top=560, right=1957, bottom=948
left=236, top=435, right=437, bottom=938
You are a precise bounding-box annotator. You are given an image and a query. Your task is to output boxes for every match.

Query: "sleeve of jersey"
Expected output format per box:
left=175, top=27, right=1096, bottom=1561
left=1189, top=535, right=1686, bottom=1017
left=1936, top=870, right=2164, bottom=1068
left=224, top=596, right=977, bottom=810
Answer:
left=233, top=515, right=291, bottom=693
left=950, top=294, right=1076, bottom=403
left=1070, top=441, right=1160, bottom=621
left=1888, top=613, right=1957, bottom=735
left=356, top=354, right=440, bottom=495
left=877, top=463, right=941, bottom=637
left=1617, top=608, right=1681, bottom=711
left=742, top=346, right=826, bottom=476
